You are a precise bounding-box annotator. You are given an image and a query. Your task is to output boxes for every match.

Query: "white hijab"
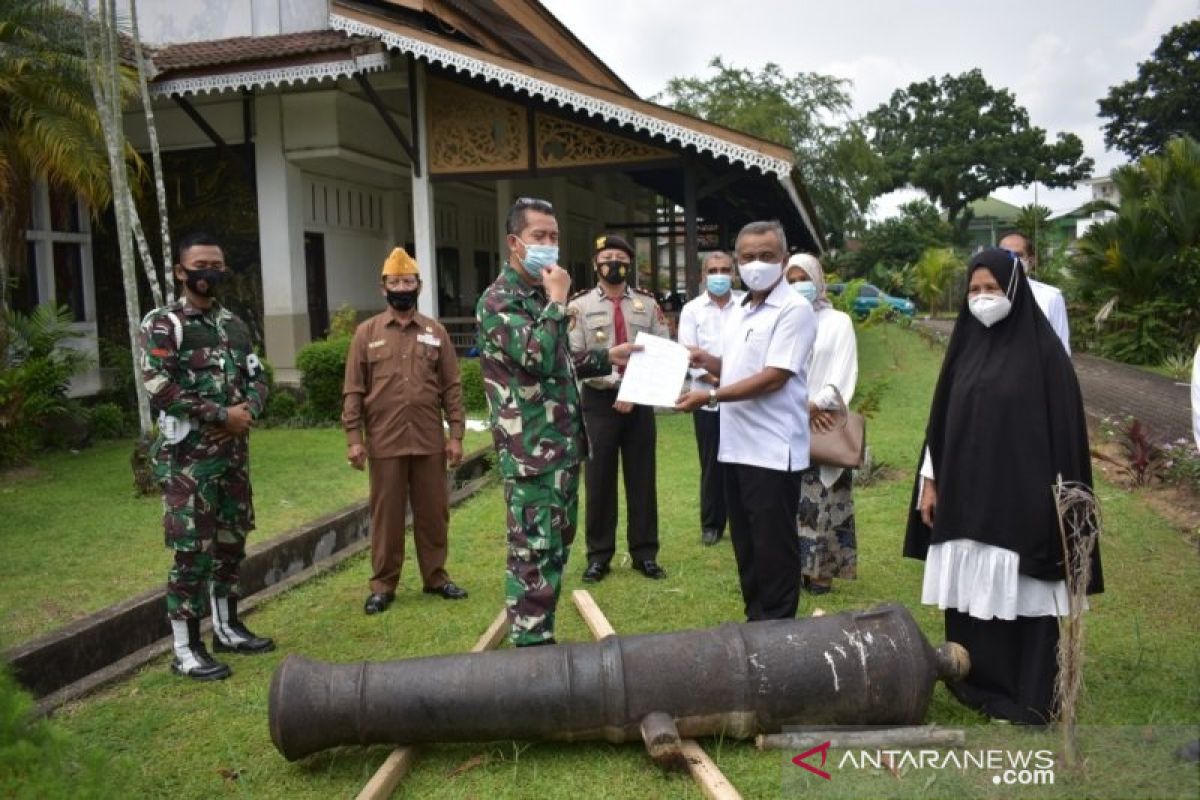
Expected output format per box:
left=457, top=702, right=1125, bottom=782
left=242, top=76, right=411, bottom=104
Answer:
left=786, top=253, right=831, bottom=311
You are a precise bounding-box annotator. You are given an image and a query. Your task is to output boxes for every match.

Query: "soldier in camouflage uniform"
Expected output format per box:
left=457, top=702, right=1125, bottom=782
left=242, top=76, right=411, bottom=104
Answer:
left=476, top=198, right=639, bottom=647
left=141, top=232, right=274, bottom=681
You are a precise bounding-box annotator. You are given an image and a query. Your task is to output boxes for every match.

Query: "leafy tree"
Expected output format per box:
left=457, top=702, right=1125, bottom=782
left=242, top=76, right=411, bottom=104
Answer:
left=849, top=200, right=956, bottom=281
left=866, top=69, right=1093, bottom=232
left=1098, top=19, right=1200, bottom=160
left=655, top=57, right=886, bottom=247
left=1073, top=136, right=1200, bottom=363
left=0, top=0, right=135, bottom=346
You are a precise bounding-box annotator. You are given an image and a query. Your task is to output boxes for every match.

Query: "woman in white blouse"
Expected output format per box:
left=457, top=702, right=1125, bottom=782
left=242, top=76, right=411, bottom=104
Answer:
left=904, top=248, right=1103, bottom=725
left=785, top=254, right=858, bottom=595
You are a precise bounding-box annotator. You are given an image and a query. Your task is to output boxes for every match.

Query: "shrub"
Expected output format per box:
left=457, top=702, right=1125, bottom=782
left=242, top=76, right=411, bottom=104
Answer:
left=0, top=665, right=132, bottom=798
left=295, top=336, right=351, bottom=421
left=264, top=390, right=300, bottom=423
left=0, top=305, right=91, bottom=467
left=1092, top=417, right=1169, bottom=487
left=87, top=402, right=129, bottom=440
left=328, top=303, right=359, bottom=338
left=459, top=357, right=487, bottom=414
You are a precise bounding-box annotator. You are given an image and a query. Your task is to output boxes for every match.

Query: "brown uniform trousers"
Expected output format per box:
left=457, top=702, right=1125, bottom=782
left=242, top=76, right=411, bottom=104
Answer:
left=342, top=308, right=465, bottom=595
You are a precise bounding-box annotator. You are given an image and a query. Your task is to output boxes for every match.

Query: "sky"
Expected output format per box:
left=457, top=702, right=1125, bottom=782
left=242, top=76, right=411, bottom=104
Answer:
left=543, top=0, right=1198, bottom=220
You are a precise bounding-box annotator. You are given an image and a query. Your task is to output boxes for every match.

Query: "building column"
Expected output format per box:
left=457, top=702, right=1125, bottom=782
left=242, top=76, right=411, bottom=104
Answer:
left=255, top=92, right=308, bottom=379
left=496, top=178, right=511, bottom=257
left=410, top=60, right=438, bottom=316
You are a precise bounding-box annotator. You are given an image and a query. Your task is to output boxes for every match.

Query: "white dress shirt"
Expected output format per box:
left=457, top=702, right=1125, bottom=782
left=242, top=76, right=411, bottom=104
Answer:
left=1028, top=278, right=1071, bottom=356
left=1192, top=344, right=1199, bottom=451
left=677, top=289, right=744, bottom=408
left=717, top=280, right=817, bottom=471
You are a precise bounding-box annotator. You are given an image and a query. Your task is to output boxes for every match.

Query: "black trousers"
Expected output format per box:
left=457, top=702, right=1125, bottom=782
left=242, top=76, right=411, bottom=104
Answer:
left=692, top=410, right=727, bottom=532
left=944, top=609, right=1060, bottom=725
left=582, top=387, right=659, bottom=565
left=725, top=463, right=804, bottom=620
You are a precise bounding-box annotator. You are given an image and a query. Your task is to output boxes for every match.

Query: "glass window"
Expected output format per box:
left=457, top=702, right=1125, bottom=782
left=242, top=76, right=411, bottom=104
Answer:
left=13, top=242, right=41, bottom=314
left=53, top=242, right=86, bottom=321
left=859, top=285, right=879, bottom=298
left=49, top=184, right=81, bottom=233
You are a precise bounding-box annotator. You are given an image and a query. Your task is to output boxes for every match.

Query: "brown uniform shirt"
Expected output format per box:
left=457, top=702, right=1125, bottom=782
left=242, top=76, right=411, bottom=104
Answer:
left=342, top=308, right=465, bottom=458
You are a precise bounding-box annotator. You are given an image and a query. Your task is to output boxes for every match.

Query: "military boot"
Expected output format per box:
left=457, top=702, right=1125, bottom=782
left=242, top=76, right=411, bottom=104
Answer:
left=170, top=618, right=231, bottom=681
left=211, top=591, right=275, bottom=654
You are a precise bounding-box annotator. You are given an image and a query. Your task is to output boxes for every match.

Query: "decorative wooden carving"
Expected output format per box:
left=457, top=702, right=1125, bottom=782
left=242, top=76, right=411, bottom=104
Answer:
left=536, top=113, right=674, bottom=169
left=427, top=78, right=528, bottom=174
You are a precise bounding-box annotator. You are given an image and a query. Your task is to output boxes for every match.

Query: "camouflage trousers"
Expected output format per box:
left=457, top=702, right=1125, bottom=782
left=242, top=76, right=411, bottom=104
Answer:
left=504, top=465, right=580, bottom=646
left=796, top=466, right=857, bottom=582
left=159, top=433, right=256, bottom=620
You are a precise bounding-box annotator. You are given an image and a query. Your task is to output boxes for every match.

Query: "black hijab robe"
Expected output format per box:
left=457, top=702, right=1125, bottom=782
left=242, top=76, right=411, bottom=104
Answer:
left=903, top=248, right=1103, bottom=595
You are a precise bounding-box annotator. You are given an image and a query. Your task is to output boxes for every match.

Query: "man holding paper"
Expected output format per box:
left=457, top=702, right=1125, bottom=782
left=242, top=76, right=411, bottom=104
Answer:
left=676, top=221, right=817, bottom=621
left=568, top=234, right=670, bottom=582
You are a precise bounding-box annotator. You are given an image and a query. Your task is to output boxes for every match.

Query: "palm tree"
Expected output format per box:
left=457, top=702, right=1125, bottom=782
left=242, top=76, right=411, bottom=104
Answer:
left=0, top=0, right=136, bottom=348
left=912, top=247, right=961, bottom=317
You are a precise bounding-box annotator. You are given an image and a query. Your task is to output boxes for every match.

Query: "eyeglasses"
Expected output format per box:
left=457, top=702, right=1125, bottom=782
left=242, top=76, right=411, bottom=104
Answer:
left=513, top=197, right=553, bottom=212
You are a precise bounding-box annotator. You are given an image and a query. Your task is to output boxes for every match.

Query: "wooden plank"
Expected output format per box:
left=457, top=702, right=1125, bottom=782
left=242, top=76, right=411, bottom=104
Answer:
left=570, top=590, right=742, bottom=800
left=356, top=609, right=510, bottom=800
left=570, top=589, right=616, bottom=639
left=470, top=608, right=511, bottom=653
left=680, top=740, right=743, bottom=800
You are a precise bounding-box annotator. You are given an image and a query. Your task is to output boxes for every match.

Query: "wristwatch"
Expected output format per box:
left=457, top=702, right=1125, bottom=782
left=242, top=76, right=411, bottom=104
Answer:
left=216, top=406, right=229, bottom=423
left=706, top=388, right=719, bottom=409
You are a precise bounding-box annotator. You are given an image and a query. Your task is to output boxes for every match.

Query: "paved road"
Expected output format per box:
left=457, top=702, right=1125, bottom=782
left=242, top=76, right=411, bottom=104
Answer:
left=915, top=319, right=1193, bottom=446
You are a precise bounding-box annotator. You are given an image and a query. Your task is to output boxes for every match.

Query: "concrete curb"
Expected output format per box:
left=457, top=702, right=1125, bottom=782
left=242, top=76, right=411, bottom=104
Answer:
left=4, top=448, right=495, bottom=714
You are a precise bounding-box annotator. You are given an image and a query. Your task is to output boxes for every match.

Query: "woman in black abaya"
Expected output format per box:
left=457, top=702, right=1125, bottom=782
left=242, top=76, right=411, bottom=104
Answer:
left=904, top=247, right=1103, bottom=725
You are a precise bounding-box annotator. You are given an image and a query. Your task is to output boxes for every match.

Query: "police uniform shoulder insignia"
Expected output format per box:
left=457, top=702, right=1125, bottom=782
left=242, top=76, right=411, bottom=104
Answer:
left=568, top=288, right=590, bottom=303
left=632, top=287, right=657, bottom=300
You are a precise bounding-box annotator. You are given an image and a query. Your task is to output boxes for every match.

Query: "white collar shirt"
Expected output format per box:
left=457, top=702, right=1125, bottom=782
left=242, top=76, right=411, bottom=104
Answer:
left=718, top=279, right=817, bottom=471
left=677, top=289, right=745, bottom=403
left=1028, top=278, right=1071, bottom=356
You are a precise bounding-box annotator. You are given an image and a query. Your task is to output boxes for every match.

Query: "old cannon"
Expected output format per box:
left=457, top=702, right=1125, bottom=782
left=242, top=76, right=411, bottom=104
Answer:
left=268, top=604, right=967, bottom=762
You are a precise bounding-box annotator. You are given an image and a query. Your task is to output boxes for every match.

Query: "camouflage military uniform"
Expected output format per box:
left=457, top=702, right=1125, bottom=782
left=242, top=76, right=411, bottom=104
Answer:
left=476, top=265, right=609, bottom=645
left=140, top=299, right=267, bottom=621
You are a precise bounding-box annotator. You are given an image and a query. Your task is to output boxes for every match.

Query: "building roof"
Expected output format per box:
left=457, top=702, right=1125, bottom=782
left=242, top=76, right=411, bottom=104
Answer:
left=150, top=30, right=365, bottom=74
left=965, top=196, right=1022, bottom=221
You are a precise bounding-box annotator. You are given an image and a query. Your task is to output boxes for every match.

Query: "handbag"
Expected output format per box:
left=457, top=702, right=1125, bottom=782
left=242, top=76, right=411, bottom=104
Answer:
left=809, top=387, right=867, bottom=469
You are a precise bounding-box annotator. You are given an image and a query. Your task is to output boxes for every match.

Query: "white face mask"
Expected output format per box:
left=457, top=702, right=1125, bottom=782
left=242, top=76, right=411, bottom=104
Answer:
left=968, top=294, right=1012, bottom=327
left=739, top=260, right=782, bottom=292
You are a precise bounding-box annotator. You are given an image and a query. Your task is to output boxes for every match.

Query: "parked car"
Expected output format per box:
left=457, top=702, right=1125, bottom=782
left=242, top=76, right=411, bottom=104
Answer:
left=827, top=282, right=917, bottom=318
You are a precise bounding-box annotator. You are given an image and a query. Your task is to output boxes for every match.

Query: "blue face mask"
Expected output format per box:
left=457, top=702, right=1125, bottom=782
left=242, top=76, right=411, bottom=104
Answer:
left=706, top=274, right=732, bottom=296
left=790, top=281, right=817, bottom=302
left=516, top=240, right=559, bottom=280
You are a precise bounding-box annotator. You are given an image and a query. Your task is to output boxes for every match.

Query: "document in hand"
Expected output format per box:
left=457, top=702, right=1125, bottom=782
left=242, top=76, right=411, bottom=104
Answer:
left=616, top=332, right=691, bottom=407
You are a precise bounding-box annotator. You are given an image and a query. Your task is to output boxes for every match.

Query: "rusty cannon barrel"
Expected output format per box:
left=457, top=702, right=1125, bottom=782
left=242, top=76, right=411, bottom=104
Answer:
left=269, top=604, right=967, bottom=761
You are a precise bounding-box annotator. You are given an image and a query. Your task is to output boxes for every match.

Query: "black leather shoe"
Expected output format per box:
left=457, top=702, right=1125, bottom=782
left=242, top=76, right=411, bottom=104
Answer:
left=700, top=528, right=723, bottom=546
left=423, top=581, right=468, bottom=600
left=633, top=560, right=667, bottom=579
left=212, top=628, right=275, bottom=654
left=515, top=637, right=557, bottom=648
left=802, top=576, right=832, bottom=596
left=364, top=592, right=395, bottom=615
left=582, top=562, right=610, bottom=583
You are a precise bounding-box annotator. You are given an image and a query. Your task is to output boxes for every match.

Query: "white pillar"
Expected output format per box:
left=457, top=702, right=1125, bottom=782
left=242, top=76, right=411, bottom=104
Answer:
left=410, top=61, right=438, bottom=317
left=496, top=178, right=512, bottom=257
left=255, top=92, right=308, bottom=378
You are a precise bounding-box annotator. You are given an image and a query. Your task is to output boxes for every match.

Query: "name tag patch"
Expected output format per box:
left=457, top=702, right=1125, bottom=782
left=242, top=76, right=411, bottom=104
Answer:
left=368, top=339, right=388, bottom=349
left=417, top=333, right=441, bottom=347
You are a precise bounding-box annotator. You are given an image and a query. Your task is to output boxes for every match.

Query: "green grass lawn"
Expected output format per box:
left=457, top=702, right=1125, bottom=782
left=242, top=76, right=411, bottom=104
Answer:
left=0, top=427, right=491, bottom=646
left=13, top=325, right=1199, bottom=798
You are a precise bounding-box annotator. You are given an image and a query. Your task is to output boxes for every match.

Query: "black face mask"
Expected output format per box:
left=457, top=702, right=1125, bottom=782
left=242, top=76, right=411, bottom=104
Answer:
left=598, top=260, right=628, bottom=285
left=386, top=289, right=419, bottom=311
left=180, top=267, right=224, bottom=298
